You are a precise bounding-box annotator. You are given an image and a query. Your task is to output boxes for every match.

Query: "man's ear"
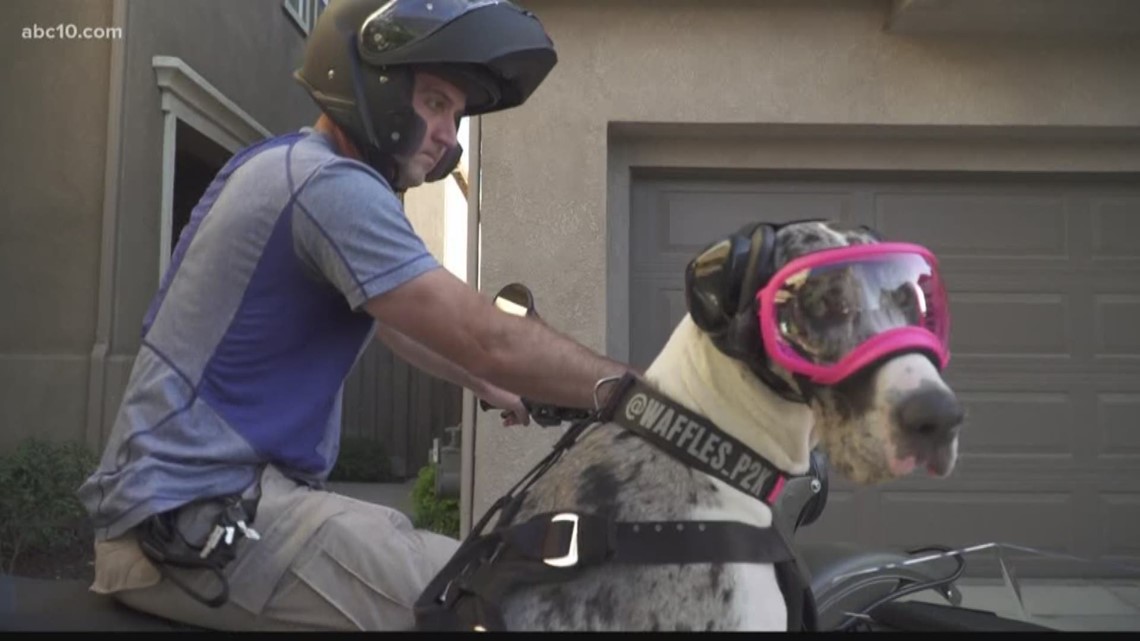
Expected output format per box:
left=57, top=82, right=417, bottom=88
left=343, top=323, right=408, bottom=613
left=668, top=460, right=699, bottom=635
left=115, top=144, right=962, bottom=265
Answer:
left=329, top=122, right=364, bottom=162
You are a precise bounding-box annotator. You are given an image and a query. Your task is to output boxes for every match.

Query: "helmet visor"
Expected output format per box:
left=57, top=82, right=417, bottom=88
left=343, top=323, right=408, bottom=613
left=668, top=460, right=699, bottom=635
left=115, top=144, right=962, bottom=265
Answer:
left=359, top=0, right=511, bottom=62
left=757, top=243, right=950, bottom=385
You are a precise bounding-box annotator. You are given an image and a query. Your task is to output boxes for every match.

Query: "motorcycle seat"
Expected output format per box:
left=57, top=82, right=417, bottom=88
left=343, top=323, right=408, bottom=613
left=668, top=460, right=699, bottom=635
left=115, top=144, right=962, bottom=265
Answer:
left=0, top=573, right=197, bottom=631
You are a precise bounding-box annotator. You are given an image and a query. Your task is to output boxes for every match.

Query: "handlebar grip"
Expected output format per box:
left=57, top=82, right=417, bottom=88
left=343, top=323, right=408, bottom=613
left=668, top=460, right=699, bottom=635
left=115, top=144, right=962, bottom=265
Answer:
left=478, top=398, right=592, bottom=427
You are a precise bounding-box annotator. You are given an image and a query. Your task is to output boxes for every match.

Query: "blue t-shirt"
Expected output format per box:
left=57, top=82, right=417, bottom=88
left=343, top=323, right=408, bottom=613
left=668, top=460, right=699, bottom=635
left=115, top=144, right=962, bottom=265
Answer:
left=78, top=128, right=440, bottom=541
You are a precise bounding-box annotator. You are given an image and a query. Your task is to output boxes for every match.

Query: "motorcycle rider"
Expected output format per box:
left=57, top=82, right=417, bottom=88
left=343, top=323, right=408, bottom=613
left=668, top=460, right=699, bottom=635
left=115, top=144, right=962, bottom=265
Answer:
left=76, top=0, right=634, bottom=630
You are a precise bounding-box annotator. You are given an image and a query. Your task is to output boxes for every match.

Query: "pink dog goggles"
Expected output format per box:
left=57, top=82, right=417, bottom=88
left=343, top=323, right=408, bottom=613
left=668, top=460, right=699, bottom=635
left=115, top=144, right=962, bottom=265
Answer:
left=756, top=243, right=950, bottom=385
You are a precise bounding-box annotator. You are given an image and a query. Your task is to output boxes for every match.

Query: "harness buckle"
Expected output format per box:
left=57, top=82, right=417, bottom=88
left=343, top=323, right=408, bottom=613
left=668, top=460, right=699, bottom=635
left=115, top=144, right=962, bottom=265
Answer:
left=543, top=513, right=580, bottom=568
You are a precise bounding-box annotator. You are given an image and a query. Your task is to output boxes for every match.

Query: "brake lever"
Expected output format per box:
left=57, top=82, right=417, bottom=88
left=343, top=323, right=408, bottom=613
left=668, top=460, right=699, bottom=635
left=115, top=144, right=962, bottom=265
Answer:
left=526, top=401, right=590, bottom=427
left=478, top=398, right=592, bottom=427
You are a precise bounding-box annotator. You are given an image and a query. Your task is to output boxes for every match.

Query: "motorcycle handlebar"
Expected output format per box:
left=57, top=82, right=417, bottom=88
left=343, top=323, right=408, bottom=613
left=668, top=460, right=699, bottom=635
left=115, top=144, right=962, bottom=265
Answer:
left=479, top=398, right=594, bottom=427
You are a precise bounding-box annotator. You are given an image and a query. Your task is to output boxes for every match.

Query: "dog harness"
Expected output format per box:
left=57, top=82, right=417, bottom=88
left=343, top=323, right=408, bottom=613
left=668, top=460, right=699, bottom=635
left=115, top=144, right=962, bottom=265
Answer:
left=414, top=373, right=820, bottom=631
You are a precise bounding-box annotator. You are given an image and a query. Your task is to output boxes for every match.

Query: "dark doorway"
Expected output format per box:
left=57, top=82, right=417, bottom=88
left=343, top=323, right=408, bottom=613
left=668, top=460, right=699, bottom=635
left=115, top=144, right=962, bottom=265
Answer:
left=172, top=120, right=231, bottom=255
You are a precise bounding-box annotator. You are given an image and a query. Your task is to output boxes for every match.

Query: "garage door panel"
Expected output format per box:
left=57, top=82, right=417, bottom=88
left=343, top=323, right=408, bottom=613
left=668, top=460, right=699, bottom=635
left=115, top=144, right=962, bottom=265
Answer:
left=831, top=467, right=1140, bottom=491
left=949, top=292, right=1070, bottom=357
left=1102, top=495, right=1140, bottom=563
left=879, top=491, right=1081, bottom=577
left=629, top=180, right=871, bottom=257
left=873, top=192, right=1069, bottom=259
left=941, top=269, right=1140, bottom=289
left=880, top=492, right=1075, bottom=551
left=1095, top=295, right=1140, bottom=356
left=661, top=190, right=854, bottom=245
left=950, top=361, right=1140, bottom=378
left=955, top=391, right=1074, bottom=456
left=946, top=383, right=1140, bottom=467
left=660, top=288, right=689, bottom=348
left=631, top=185, right=858, bottom=265
left=1098, top=394, right=1140, bottom=455
left=1091, top=196, right=1140, bottom=260
left=952, top=456, right=1140, bottom=478
left=628, top=275, right=688, bottom=368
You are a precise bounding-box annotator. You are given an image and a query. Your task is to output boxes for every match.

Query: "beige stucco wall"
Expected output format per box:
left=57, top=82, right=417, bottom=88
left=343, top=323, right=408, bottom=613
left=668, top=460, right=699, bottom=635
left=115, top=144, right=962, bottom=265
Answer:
left=470, top=0, right=1140, bottom=525
left=1, top=1, right=320, bottom=450
left=404, top=180, right=447, bottom=259
left=1, top=0, right=114, bottom=447
left=405, top=120, right=472, bottom=281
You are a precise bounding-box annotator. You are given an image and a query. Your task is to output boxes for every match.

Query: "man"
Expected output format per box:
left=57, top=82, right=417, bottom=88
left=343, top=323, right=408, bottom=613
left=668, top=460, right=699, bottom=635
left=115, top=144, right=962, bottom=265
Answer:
left=76, top=0, right=633, bottom=631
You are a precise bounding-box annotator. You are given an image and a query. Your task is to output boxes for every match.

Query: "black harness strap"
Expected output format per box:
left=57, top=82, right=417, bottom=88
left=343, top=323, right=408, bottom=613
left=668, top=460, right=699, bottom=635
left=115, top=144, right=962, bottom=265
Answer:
left=606, top=377, right=789, bottom=504
left=501, top=512, right=796, bottom=566
left=414, top=372, right=817, bottom=632
left=419, top=512, right=798, bottom=631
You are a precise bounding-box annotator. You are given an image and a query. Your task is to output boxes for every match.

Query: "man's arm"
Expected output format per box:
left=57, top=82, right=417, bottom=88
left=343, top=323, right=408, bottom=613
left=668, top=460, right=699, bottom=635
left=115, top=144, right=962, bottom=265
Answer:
left=287, top=156, right=628, bottom=408
left=375, top=322, right=532, bottom=425
left=364, top=268, right=633, bottom=410
left=375, top=322, right=483, bottom=393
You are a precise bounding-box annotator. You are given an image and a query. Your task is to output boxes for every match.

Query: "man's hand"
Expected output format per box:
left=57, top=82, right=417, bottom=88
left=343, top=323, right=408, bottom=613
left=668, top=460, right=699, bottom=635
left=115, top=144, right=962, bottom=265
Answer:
left=477, top=382, right=530, bottom=427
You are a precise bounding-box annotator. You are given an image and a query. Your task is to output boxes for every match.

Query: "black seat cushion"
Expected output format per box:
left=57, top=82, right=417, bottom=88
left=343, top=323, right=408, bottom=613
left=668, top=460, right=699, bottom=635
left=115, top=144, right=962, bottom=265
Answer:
left=0, top=573, right=199, bottom=631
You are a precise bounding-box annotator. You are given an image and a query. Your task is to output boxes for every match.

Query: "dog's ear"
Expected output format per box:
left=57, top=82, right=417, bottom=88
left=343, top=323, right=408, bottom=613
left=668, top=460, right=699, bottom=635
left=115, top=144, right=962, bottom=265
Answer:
left=685, top=222, right=774, bottom=337
left=686, top=221, right=812, bottom=403
left=735, top=223, right=779, bottom=310
left=858, top=224, right=884, bottom=242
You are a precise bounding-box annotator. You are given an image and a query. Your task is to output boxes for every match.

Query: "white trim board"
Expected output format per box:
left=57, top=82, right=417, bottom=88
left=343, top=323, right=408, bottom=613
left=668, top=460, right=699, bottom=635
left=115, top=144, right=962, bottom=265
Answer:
left=152, top=55, right=271, bottom=277
left=86, top=0, right=129, bottom=451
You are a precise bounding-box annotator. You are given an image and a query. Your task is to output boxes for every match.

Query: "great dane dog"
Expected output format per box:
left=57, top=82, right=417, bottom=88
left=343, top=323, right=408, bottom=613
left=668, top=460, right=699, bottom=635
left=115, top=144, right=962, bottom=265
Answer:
left=491, top=219, right=966, bottom=631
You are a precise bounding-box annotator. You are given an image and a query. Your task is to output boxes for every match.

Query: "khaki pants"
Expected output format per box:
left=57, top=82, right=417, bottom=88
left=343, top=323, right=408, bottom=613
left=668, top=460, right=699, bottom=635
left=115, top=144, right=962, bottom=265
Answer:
left=90, top=465, right=460, bottom=631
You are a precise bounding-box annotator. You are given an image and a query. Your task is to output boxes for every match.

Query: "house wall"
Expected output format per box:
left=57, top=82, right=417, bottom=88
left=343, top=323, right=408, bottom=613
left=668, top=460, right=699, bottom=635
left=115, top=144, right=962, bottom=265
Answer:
left=405, top=180, right=448, bottom=259
left=0, top=0, right=115, bottom=446
left=471, top=0, right=1140, bottom=524
left=0, top=0, right=319, bottom=449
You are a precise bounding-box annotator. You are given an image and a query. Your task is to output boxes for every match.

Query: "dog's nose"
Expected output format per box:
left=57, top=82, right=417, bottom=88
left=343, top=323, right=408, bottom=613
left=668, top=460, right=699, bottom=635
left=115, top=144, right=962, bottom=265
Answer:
left=893, top=386, right=964, bottom=440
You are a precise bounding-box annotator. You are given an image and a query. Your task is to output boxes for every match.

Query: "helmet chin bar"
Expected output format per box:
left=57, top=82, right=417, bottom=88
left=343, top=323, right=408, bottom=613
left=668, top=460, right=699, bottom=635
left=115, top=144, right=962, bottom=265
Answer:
left=425, top=144, right=463, bottom=182
left=335, top=31, right=470, bottom=189
left=355, top=133, right=461, bottom=190
left=348, top=60, right=463, bottom=188
left=339, top=45, right=420, bottom=187
left=360, top=140, right=404, bottom=188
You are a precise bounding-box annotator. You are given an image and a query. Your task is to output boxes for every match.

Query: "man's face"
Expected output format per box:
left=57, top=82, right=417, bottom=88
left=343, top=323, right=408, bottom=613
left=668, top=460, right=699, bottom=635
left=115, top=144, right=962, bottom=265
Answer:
left=395, top=71, right=467, bottom=189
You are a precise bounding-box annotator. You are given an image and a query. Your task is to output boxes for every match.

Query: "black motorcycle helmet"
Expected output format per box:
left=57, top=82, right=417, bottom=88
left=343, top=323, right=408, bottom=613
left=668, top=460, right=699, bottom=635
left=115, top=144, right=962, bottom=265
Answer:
left=294, top=0, right=557, bottom=188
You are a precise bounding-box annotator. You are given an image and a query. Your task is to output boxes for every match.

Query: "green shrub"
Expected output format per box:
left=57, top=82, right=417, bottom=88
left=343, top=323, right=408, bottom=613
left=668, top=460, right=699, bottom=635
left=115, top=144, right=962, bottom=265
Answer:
left=328, top=436, right=396, bottom=483
left=0, top=438, right=98, bottom=573
left=411, top=464, right=459, bottom=539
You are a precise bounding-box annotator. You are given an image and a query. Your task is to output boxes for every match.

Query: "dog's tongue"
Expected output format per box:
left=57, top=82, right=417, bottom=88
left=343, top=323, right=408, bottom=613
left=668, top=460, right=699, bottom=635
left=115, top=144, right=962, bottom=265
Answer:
left=926, top=456, right=952, bottom=478
left=925, top=458, right=953, bottom=474
left=893, top=455, right=948, bottom=477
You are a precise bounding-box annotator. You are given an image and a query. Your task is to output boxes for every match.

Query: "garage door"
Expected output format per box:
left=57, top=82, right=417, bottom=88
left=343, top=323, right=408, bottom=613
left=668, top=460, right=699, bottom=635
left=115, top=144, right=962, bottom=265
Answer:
left=629, top=171, right=1140, bottom=577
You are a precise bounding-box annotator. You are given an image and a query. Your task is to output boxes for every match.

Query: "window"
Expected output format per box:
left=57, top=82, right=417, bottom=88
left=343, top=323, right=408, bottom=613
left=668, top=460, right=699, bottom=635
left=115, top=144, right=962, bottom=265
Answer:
left=284, top=0, right=330, bottom=36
